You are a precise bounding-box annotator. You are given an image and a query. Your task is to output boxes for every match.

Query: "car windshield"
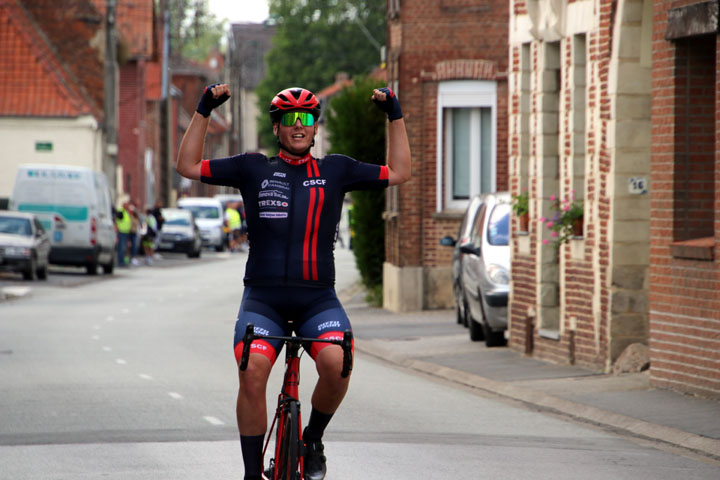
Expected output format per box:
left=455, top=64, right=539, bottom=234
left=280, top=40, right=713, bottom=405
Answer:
left=0, top=217, right=31, bottom=236
left=183, top=205, right=219, bottom=219
left=487, top=204, right=510, bottom=246
left=163, top=212, right=191, bottom=226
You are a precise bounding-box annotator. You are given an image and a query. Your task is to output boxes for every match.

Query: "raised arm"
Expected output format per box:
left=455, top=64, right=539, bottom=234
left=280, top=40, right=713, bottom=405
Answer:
left=176, top=84, right=231, bottom=181
left=372, top=88, right=411, bottom=186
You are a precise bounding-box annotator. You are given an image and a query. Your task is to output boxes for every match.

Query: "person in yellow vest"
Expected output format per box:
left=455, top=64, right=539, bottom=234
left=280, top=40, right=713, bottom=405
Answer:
left=225, top=203, right=242, bottom=251
left=115, top=201, right=131, bottom=267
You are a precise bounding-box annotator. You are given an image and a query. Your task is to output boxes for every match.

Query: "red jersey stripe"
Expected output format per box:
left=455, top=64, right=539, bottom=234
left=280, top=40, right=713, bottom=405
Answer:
left=311, top=159, right=320, bottom=177
left=303, top=188, right=317, bottom=280
left=311, top=187, right=325, bottom=280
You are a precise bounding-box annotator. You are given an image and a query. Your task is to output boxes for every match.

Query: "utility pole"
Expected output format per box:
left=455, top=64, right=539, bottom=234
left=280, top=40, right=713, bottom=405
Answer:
left=103, top=0, right=119, bottom=201
left=160, top=0, right=172, bottom=206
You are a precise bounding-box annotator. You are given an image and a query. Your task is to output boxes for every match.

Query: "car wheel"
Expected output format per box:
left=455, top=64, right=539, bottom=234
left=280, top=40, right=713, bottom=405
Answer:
left=22, top=257, right=37, bottom=281
left=462, top=298, right=470, bottom=328
left=479, top=300, right=507, bottom=347
left=215, top=243, right=224, bottom=252
left=455, top=302, right=463, bottom=325
left=86, top=263, right=98, bottom=275
left=482, top=322, right=507, bottom=347
left=36, top=262, right=48, bottom=280
left=469, top=315, right=485, bottom=342
left=102, top=260, right=114, bottom=274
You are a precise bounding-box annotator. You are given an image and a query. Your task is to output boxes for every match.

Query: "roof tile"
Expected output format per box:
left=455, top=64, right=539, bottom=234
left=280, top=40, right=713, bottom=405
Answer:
left=0, top=1, right=92, bottom=117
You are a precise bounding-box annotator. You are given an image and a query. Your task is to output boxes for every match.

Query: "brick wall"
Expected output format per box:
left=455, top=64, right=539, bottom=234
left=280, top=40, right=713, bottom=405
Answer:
left=385, top=0, right=509, bottom=308
left=508, top=0, right=651, bottom=371
left=649, top=1, right=720, bottom=399
left=118, top=60, right=147, bottom=207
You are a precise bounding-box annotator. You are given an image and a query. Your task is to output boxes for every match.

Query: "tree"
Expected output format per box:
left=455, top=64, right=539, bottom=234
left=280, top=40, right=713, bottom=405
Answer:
left=325, top=76, right=387, bottom=295
left=168, top=0, right=227, bottom=61
left=255, top=0, right=386, bottom=148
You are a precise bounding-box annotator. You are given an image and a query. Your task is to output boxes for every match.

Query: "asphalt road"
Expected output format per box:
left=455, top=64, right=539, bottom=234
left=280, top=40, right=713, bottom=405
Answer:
left=1, top=248, right=718, bottom=479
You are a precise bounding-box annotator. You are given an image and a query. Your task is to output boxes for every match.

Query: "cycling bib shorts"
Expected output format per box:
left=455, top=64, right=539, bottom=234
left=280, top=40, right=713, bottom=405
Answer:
left=233, top=286, right=352, bottom=365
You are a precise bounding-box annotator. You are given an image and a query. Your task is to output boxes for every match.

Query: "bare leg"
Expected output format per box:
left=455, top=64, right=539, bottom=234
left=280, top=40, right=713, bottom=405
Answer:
left=311, top=345, right=351, bottom=414
left=236, top=353, right=273, bottom=434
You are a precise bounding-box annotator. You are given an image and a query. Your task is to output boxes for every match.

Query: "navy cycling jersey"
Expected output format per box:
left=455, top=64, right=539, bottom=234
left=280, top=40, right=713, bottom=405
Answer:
left=201, top=152, right=388, bottom=287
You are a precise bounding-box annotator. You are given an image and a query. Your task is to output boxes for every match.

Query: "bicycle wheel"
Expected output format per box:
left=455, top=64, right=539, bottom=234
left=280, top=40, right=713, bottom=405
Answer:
left=275, top=400, right=301, bottom=480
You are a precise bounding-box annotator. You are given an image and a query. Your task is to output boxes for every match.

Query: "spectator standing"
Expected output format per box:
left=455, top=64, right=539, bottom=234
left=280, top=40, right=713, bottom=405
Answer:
left=115, top=202, right=131, bottom=267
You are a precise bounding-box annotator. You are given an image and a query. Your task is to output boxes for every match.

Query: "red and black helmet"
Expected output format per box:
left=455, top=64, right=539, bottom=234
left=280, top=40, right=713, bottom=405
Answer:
left=269, top=87, right=321, bottom=123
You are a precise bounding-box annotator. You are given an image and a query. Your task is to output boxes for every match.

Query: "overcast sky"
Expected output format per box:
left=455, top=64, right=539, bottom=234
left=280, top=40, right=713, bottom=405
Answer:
left=208, top=0, right=270, bottom=24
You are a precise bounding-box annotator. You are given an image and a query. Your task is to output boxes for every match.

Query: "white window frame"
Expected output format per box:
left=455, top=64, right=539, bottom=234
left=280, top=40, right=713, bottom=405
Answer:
left=436, top=80, right=497, bottom=212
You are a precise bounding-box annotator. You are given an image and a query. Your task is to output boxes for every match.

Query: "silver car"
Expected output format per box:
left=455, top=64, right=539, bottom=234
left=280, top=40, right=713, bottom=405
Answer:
left=458, top=193, right=510, bottom=346
left=0, top=211, right=51, bottom=280
left=156, top=208, right=202, bottom=258
left=440, top=195, right=484, bottom=326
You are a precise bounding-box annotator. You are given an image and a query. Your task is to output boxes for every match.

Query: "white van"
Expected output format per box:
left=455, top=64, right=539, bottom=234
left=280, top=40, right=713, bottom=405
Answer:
left=10, top=164, right=116, bottom=274
left=177, top=196, right=225, bottom=251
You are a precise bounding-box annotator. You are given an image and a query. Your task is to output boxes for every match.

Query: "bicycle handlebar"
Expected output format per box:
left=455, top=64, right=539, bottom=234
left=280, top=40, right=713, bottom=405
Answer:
left=239, top=323, right=354, bottom=378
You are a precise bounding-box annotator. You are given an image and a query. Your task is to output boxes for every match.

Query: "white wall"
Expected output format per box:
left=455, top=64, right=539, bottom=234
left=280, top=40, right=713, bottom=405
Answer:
left=0, top=116, right=103, bottom=199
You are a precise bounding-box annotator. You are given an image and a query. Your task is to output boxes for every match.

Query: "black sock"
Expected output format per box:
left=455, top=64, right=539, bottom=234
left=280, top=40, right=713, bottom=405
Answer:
left=240, top=434, right=265, bottom=477
left=304, top=408, right=334, bottom=442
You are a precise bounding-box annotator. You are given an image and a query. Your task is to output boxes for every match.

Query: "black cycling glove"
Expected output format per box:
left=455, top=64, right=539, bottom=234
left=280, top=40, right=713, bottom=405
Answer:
left=373, top=87, right=403, bottom=122
left=196, top=83, right=229, bottom=118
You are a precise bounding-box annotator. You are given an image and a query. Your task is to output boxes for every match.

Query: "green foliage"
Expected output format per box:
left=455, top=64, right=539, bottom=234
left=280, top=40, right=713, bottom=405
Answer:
left=255, top=0, right=387, bottom=149
left=169, top=0, right=227, bottom=62
left=325, top=77, right=387, bottom=288
left=512, top=188, right=529, bottom=216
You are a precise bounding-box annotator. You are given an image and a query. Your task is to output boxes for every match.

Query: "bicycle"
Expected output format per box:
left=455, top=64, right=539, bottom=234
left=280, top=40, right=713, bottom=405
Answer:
left=239, top=323, right=353, bottom=480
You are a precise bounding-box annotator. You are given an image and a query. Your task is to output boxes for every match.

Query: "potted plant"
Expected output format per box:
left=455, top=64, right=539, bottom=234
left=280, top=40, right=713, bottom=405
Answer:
left=512, top=188, right=530, bottom=232
left=540, top=191, right=584, bottom=247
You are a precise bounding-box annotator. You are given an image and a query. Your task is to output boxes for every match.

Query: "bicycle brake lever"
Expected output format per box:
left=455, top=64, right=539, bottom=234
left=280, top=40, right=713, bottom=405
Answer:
left=341, top=330, right=353, bottom=378
left=240, top=323, right=255, bottom=371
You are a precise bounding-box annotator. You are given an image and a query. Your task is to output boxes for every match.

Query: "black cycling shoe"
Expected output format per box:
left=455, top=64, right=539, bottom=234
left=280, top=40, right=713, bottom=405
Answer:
left=303, top=437, right=327, bottom=480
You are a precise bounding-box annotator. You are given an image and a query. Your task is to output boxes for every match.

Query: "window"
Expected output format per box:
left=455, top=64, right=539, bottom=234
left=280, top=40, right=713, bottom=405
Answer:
left=437, top=81, right=497, bottom=211
left=487, top=204, right=510, bottom=246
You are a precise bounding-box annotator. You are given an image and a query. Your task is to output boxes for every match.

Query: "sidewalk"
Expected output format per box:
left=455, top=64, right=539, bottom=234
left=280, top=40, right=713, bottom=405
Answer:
left=332, top=248, right=720, bottom=461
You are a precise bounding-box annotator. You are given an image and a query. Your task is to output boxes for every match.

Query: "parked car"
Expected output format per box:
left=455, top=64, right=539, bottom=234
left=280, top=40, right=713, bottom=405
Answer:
left=10, top=164, right=116, bottom=275
left=177, top=197, right=225, bottom=251
left=156, top=208, right=202, bottom=258
left=446, top=192, right=510, bottom=346
left=440, top=195, right=484, bottom=326
left=0, top=211, right=51, bottom=280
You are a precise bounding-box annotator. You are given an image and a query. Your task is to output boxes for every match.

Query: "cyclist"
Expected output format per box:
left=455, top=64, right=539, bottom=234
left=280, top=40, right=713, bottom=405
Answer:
left=176, top=83, right=410, bottom=480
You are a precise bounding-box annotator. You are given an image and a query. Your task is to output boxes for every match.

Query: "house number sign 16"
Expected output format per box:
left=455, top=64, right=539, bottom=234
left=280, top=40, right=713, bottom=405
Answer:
left=629, top=177, right=648, bottom=195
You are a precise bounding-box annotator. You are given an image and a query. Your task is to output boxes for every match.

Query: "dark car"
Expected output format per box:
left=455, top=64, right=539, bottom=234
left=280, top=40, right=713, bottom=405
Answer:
left=443, top=193, right=510, bottom=346
left=0, top=211, right=51, bottom=280
left=156, top=208, right=202, bottom=258
left=440, top=195, right=484, bottom=326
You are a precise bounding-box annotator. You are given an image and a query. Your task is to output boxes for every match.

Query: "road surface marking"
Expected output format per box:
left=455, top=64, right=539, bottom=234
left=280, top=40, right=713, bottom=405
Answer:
left=102, top=346, right=112, bottom=352
left=203, top=416, right=224, bottom=426
left=106, top=316, right=114, bottom=322
left=139, top=374, right=153, bottom=380
left=115, top=358, right=127, bottom=365
left=168, top=392, right=183, bottom=400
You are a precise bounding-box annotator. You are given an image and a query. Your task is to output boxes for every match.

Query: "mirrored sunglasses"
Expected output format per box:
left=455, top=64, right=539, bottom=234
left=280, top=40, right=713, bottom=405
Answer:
left=280, top=111, right=315, bottom=127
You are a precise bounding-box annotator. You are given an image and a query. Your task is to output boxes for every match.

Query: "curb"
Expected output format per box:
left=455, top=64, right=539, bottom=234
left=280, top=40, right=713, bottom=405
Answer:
left=355, top=339, right=720, bottom=461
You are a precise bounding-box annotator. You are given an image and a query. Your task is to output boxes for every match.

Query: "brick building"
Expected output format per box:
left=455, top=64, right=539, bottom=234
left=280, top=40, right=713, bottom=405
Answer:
left=649, top=1, right=719, bottom=398
left=507, top=0, right=653, bottom=370
left=383, top=0, right=509, bottom=311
